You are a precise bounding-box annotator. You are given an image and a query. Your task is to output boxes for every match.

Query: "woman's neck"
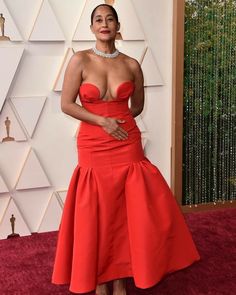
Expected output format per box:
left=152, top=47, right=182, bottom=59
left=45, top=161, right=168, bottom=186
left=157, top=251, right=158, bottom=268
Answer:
left=95, top=41, right=116, bottom=54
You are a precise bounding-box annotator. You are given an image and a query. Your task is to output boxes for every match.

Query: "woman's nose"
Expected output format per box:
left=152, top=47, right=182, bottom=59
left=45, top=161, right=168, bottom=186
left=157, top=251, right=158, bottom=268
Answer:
left=101, top=19, right=108, bottom=27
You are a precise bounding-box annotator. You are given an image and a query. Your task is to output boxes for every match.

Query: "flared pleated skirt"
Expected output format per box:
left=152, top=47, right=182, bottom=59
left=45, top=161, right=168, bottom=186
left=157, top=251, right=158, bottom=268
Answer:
left=52, top=121, right=200, bottom=293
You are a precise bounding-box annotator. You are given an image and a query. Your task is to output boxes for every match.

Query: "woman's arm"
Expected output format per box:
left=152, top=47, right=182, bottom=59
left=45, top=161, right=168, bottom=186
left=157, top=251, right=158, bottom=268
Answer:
left=129, top=59, right=144, bottom=117
left=60, top=52, right=105, bottom=126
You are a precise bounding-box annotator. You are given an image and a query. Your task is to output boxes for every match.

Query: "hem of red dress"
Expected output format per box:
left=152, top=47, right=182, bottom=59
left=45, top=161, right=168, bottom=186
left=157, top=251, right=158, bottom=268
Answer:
left=52, top=255, right=200, bottom=294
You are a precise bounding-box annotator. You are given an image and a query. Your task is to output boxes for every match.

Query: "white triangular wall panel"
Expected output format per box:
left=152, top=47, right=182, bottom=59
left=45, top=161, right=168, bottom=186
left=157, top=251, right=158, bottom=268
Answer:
left=14, top=189, right=52, bottom=233
left=53, top=48, right=75, bottom=92
left=116, top=41, right=146, bottom=63
left=15, top=149, right=51, bottom=190
left=73, top=0, right=145, bottom=41
left=29, top=0, right=65, bottom=41
left=0, top=174, right=9, bottom=193
left=10, top=96, right=46, bottom=138
left=74, top=123, right=80, bottom=138
left=46, top=0, right=85, bottom=41
left=141, top=47, right=164, bottom=87
left=0, top=143, right=29, bottom=189
left=135, top=115, right=147, bottom=133
left=0, top=195, right=10, bottom=223
left=0, top=47, right=24, bottom=112
left=0, top=0, right=23, bottom=41
left=72, top=41, right=96, bottom=53
left=3, top=0, right=44, bottom=41
left=56, top=194, right=63, bottom=208
left=0, top=101, right=27, bottom=142
left=142, top=136, right=148, bottom=152
left=56, top=190, right=67, bottom=208
left=38, top=192, right=62, bottom=233
left=73, top=0, right=103, bottom=41
left=114, top=0, right=145, bottom=40
left=0, top=198, right=31, bottom=239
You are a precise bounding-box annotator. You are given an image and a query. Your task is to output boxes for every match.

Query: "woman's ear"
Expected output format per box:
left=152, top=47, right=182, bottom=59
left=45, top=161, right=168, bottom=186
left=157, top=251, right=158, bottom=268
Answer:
left=117, top=22, right=120, bottom=31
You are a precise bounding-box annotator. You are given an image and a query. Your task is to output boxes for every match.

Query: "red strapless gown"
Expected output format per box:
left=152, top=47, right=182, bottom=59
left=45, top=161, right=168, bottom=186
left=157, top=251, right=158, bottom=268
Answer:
left=52, top=81, right=200, bottom=293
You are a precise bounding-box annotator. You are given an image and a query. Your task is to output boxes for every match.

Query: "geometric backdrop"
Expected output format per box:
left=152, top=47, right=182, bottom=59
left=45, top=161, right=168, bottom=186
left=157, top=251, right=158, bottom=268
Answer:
left=0, top=0, right=166, bottom=238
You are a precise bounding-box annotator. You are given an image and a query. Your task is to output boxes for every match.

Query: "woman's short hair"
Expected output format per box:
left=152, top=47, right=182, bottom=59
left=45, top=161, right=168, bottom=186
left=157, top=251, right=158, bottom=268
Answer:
left=91, top=4, right=119, bottom=24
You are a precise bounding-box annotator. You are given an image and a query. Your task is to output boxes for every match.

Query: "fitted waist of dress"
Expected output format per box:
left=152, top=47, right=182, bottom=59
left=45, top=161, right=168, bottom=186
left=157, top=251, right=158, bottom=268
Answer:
left=81, top=100, right=131, bottom=117
left=77, top=112, right=140, bottom=148
left=77, top=100, right=144, bottom=166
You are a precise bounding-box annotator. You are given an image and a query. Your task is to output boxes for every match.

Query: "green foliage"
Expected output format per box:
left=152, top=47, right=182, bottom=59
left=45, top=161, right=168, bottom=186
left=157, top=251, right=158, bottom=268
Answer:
left=183, top=0, right=236, bottom=205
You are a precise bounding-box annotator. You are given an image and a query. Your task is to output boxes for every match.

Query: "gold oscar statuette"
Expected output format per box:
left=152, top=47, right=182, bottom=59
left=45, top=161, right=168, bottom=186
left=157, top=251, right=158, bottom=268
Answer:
left=2, top=117, right=15, bottom=142
left=105, top=0, right=115, bottom=5
left=7, top=214, right=20, bottom=239
left=0, top=13, right=10, bottom=41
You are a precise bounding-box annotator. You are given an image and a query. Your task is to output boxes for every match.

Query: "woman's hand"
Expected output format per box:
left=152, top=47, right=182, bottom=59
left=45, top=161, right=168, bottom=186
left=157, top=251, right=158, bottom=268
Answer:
left=101, top=117, right=128, bottom=140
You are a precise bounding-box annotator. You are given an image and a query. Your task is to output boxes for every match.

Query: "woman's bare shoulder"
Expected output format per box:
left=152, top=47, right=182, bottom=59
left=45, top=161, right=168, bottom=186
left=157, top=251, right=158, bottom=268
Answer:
left=120, top=52, right=141, bottom=70
left=64, top=50, right=91, bottom=76
left=69, top=49, right=92, bottom=66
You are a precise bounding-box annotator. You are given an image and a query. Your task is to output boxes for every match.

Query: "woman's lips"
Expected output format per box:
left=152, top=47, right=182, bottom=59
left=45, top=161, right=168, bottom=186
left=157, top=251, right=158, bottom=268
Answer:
left=100, top=30, right=110, bottom=34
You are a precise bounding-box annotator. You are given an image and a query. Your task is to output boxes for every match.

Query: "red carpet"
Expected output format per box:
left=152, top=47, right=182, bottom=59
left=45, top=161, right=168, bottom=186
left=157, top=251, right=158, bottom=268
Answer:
left=0, top=207, right=235, bottom=295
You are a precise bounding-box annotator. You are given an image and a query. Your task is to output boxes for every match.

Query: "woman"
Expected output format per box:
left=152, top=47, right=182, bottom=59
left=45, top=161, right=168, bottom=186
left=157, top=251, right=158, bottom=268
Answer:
left=52, top=4, right=200, bottom=295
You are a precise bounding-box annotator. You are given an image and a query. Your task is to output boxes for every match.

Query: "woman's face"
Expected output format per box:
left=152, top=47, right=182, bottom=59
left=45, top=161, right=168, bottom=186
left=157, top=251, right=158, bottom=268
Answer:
left=90, top=6, right=119, bottom=41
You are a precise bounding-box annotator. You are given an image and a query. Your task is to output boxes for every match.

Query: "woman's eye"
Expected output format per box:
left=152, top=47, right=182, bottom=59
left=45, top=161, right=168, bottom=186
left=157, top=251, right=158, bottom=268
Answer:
left=96, top=19, right=102, bottom=22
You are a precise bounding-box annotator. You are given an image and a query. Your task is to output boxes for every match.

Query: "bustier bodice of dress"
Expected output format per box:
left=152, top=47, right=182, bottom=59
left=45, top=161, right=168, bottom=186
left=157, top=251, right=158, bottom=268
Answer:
left=78, top=80, right=139, bottom=150
left=79, top=80, right=135, bottom=105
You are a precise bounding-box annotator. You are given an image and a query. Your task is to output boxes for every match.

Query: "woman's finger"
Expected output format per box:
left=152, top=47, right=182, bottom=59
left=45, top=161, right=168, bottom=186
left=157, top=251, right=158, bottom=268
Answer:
left=116, top=119, right=126, bottom=124
left=112, top=130, right=128, bottom=140
left=116, top=129, right=128, bottom=139
left=117, top=127, right=128, bottom=137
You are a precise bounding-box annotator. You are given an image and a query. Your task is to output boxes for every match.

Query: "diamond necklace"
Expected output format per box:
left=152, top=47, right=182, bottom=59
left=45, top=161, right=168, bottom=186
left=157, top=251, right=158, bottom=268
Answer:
left=92, top=46, right=120, bottom=58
